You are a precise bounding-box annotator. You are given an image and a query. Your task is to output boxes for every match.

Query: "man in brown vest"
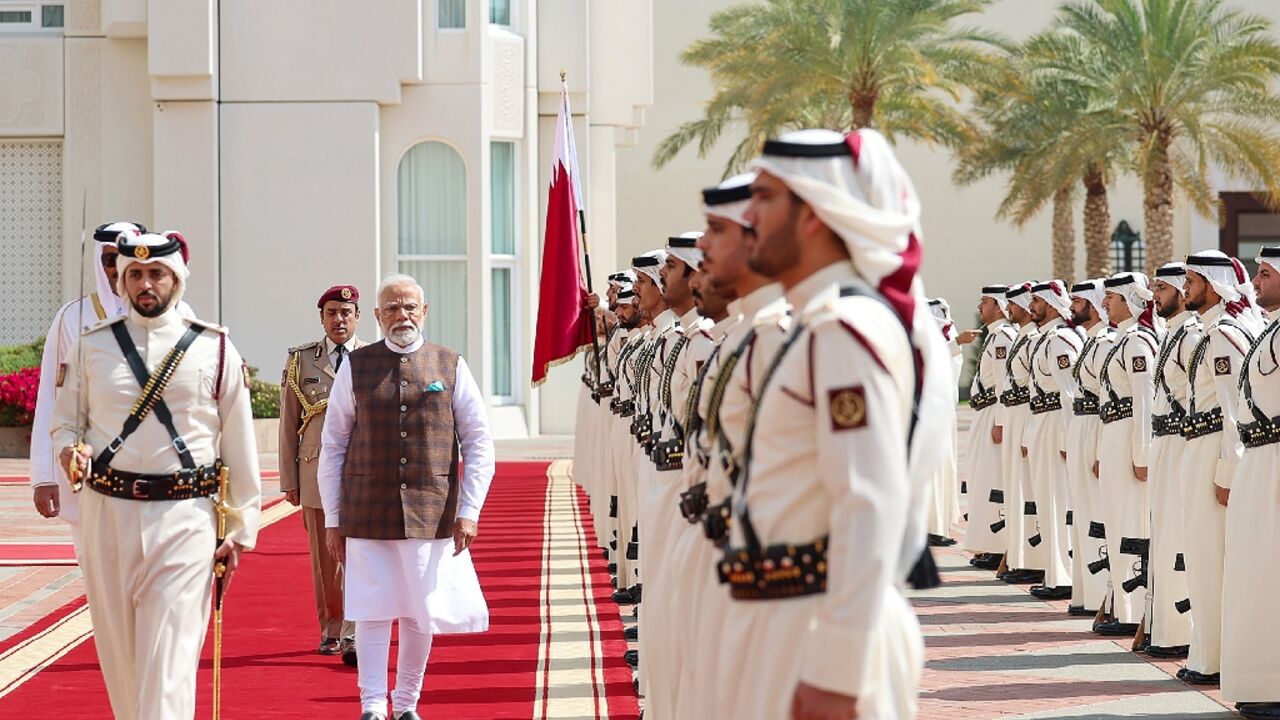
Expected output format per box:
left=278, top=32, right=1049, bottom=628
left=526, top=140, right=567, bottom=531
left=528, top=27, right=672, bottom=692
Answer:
left=318, top=274, right=495, bottom=720
left=280, top=284, right=365, bottom=663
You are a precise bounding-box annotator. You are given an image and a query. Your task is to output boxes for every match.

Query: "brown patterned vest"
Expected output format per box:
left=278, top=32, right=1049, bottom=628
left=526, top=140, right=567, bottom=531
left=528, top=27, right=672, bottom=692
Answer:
left=339, top=341, right=460, bottom=540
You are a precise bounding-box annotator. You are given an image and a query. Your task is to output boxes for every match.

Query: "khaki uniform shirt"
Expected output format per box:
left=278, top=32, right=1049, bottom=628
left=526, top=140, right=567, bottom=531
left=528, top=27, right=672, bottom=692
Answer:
left=279, top=337, right=365, bottom=508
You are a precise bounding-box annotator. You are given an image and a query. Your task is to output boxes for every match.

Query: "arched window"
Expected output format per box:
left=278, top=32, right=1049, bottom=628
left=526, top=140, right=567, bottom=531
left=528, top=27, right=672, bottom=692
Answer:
left=397, top=141, right=468, bottom=355
left=1110, top=220, right=1144, bottom=273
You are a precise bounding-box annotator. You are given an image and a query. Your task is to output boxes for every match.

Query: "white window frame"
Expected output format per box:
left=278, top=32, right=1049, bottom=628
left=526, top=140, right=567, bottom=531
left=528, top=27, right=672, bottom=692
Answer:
left=489, top=0, right=512, bottom=27
left=0, top=2, right=62, bottom=33
left=436, top=0, right=466, bottom=31
left=489, top=139, right=520, bottom=405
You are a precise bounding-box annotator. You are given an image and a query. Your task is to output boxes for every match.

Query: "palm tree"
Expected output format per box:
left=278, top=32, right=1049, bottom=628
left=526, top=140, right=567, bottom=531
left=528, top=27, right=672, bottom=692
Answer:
left=957, top=32, right=1124, bottom=281
left=653, top=0, right=1006, bottom=175
left=1046, top=0, right=1280, bottom=273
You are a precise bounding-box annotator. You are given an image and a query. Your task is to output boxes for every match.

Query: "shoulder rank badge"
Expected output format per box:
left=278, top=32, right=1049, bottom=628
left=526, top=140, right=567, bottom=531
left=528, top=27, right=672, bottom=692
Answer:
left=1214, top=356, right=1231, bottom=376
left=1057, top=354, right=1070, bottom=370
left=828, top=385, right=867, bottom=431
left=1132, top=356, right=1147, bottom=373
left=995, top=346, right=1007, bottom=360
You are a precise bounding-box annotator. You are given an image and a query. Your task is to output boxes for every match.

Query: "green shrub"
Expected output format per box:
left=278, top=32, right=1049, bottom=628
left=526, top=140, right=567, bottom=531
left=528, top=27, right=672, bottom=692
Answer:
left=0, top=338, right=44, bottom=373
left=246, top=366, right=281, bottom=419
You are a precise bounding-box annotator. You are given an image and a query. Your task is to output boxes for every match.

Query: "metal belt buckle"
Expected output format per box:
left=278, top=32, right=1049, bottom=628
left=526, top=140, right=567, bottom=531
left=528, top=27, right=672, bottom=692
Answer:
left=132, top=479, right=151, bottom=499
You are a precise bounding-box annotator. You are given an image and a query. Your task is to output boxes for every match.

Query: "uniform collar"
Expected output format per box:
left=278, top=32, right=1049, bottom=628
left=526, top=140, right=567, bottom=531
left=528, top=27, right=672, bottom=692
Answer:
left=984, top=318, right=1009, bottom=332
left=679, top=307, right=703, bottom=332
left=652, top=309, right=677, bottom=331
left=1198, top=302, right=1226, bottom=326
left=788, top=261, right=858, bottom=320
left=324, top=336, right=356, bottom=356
left=1168, top=309, right=1194, bottom=329
left=384, top=336, right=424, bottom=354
left=739, top=282, right=784, bottom=317
left=1269, top=308, right=1280, bottom=322
left=1038, top=316, right=1067, bottom=333
left=1116, top=316, right=1138, bottom=332
left=127, top=307, right=184, bottom=331
left=1084, top=321, right=1109, bottom=338
left=710, top=314, right=736, bottom=339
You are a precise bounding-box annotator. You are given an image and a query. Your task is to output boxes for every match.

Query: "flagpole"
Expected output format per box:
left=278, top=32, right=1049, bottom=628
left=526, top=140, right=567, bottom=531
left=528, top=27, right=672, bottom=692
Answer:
left=562, top=70, right=603, bottom=386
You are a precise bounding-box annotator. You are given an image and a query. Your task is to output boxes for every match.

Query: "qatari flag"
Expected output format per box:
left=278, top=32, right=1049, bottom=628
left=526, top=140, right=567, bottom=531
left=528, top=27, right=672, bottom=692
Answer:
left=531, top=79, right=591, bottom=387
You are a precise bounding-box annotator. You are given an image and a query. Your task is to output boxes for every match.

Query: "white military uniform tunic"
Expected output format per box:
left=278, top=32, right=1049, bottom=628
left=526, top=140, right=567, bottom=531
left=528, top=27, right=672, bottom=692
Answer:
left=1221, top=309, right=1280, bottom=700
left=1180, top=304, right=1252, bottom=674
left=1147, top=310, right=1198, bottom=648
left=1065, top=322, right=1114, bottom=611
left=926, top=330, right=963, bottom=539
left=1024, top=318, right=1082, bottom=589
left=609, top=326, right=649, bottom=586
left=50, top=308, right=260, bottom=720
left=715, top=263, right=923, bottom=720
left=962, top=320, right=1016, bottom=554
left=1002, top=320, right=1043, bottom=570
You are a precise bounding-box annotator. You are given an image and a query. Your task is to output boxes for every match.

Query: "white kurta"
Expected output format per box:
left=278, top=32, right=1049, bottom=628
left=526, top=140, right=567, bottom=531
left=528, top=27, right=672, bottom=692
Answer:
left=1147, top=310, right=1198, bottom=648
left=50, top=308, right=261, bottom=720
left=1096, top=317, right=1157, bottom=624
left=716, top=263, right=924, bottom=720
left=1222, top=310, right=1280, bottom=700
left=962, top=321, right=1016, bottom=554
left=317, top=337, right=495, bottom=632
left=1180, top=304, right=1251, bottom=674
left=1065, top=323, right=1113, bottom=611
left=1002, top=321, right=1042, bottom=570
left=1024, top=319, right=1081, bottom=589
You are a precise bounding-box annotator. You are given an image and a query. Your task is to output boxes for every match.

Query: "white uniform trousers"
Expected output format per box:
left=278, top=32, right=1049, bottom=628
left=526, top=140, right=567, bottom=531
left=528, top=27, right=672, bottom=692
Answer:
left=1002, top=406, right=1042, bottom=569
left=1221, top=442, right=1280, bottom=700
left=1181, top=433, right=1229, bottom=674
left=662, top=514, right=705, bottom=718
left=1147, top=433, right=1193, bottom=648
left=635, top=460, right=684, bottom=719
left=572, top=384, right=594, bottom=492
left=962, top=406, right=1006, bottom=554
left=1096, top=415, right=1149, bottom=624
left=714, top=586, right=922, bottom=720
left=1027, top=412, right=1072, bottom=588
left=670, top=522, right=721, bottom=718
left=612, top=422, right=640, bottom=586
left=926, top=435, right=960, bottom=540
left=78, top=490, right=216, bottom=720
left=1065, top=414, right=1109, bottom=611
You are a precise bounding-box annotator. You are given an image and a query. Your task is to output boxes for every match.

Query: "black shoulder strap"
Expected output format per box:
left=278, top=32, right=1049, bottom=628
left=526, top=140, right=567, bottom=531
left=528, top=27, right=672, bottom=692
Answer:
left=98, top=323, right=204, bottom=469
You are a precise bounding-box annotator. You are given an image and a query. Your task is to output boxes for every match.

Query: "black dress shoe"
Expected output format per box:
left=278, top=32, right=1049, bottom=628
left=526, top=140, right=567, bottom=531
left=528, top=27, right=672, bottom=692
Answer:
left=340, top=637, right=357, bottom=667
left=612, top=585, right=640, bottom=605
left=1240, top=702, right=1280, bottom=719
left=1179, top=669, right=1220, bottom=685
left=1094, top=620, right=1139, bottom=636
left=1029, top=585, right=1072, bottom=599
left=928, top=534, right=957, bottom=547
left=1132, top=633, right=1151, bottom=653
left=394, top=712, right=423, bottom=720
left=359, top=713, right=386, bottom=720
left=602, top=548, right=610, bottom=561
left=318, top=637, right=341, bottom=655
left=623, top=625, right=638, bottom=641
left=1003, top=569, right=1045, bottom=585
left=1067, top=605, right=1097, bottom=617
left=624, top=649, right=639, bottom=668
left=607, top=562, right=617, bottom=574
left=1144, top=644, right=1189, bottom=659
left=971, top=553, right=1003, bottom=570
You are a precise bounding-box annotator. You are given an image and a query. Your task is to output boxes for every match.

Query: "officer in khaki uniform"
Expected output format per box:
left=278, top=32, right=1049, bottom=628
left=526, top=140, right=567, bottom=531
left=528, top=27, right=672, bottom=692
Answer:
left=280, top=284, right=365, bottom=664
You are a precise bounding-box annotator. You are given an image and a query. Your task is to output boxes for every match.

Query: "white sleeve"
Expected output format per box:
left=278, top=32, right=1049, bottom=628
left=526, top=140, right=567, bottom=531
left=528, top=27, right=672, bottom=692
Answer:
left=1210, top=330, right=1248, bottom=489
left=452, top=357, right=495, bottom=522
left=29, top=305, right=71, bottom=488
left=214, top=340, right=263, bottom=549
left=317, top=360, right=356, bottom=528
left=1127, top=337, right=1156, bottom=467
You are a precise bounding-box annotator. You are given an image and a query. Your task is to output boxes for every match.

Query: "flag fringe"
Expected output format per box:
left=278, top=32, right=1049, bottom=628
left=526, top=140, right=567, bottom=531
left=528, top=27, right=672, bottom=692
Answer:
left=531, top=342, right=596, bottom=389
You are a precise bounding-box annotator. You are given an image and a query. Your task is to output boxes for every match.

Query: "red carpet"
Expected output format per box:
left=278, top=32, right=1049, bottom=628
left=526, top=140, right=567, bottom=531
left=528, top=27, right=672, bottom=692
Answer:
left=0, top=461, right=639, bottom=719
left=0, top=543, right=77, bottom=565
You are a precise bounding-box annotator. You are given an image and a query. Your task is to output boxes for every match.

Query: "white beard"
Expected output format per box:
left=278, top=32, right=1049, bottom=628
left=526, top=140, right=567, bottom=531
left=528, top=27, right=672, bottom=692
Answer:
left=388, top=324, right=421, bottom=347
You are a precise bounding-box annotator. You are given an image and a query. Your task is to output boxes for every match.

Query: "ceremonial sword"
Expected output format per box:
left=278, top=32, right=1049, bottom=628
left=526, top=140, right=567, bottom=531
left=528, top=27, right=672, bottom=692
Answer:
left=213, top=466, right=230, bottom=720
left=68, top=190, right=88, bottom=492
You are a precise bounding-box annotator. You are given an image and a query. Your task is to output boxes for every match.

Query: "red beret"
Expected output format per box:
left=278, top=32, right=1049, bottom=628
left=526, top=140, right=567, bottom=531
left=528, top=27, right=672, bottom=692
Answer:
left=317, top=285, right=360, bottom=309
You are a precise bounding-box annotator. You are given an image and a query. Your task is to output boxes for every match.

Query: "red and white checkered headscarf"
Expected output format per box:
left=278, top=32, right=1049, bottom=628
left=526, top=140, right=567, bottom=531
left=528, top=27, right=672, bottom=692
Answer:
left=1033, top=279, right=1072, bottom=321
left=1186, top=251, right=1264, bottom=332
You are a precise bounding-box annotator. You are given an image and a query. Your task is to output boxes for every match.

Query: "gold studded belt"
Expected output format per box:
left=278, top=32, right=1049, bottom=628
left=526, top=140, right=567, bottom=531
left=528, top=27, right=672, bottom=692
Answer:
left=1152, top=411, right=1186, bottom=437
left=1239, top=417, right=1280, bottom=448
left=1029, top=392, right=1062, bottom=415
left=969, top=388, right=998, bottom=411
left=1073, top=395, right=1100, bottom=416
left=1181, top=408, right=1223, bottom=440
left=1099, top=398, right=1133, bottom=424
left=718, top=537, right=829, bottom=601
left=87, top=461, right=222, bottom=501
left=1000, top=385, right=1030, bottom=407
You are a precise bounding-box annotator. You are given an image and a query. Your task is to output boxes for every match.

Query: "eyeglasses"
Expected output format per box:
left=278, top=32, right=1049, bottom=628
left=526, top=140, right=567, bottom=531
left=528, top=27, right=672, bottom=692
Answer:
left=100, top=253, right=118, bottom=269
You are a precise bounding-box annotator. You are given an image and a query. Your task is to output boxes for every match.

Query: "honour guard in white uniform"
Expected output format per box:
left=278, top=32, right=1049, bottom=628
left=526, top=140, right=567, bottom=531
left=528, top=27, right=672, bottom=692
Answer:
left=999, top=283, right=1045, bottom=584
left=51, top=231, right=261, bottom=720
left=1221, top=246, right=1280, bottom=716
left=1023, top=280, right=1082, bottom=599
left=1177, top=252, right=1261, bottom=685
left=926, top=298, right=963, bottom=547
left=960, top=286, right=1017, bottom=569
left=1144, top=263, right=1196, bottom=658
left=1064, top=280, right=1112, bottom=615
left=714, top=129, right=950, bottom=720
left=1095, top=272, right=1159, bottom=638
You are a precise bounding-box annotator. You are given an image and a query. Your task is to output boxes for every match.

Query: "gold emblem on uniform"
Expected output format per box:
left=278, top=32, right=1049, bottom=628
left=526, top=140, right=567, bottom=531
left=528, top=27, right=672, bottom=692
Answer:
left=995, top=347, right=1007, bottom=360
left=828, top=386, right=867, bottom=431
left=340, top=287, right=353, bottom=300
left=134, top=245, right=150, bottom=260
left=1132, top=356, right=1147, bottom=373
left=1057, top=354, right=1070, bottom=370
left=1214, top=356, right=1231, bottom=376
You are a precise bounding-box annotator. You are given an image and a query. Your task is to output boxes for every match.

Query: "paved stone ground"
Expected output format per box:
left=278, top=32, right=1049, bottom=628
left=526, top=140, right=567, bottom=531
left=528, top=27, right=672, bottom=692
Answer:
left=0, top=429, right=1241, bottom=717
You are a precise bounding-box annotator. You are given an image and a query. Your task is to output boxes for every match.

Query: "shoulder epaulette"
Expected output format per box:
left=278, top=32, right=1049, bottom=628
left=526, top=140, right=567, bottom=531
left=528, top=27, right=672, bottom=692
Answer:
left=288, top=340, right=320, bottom=355
left=82, top=315, right=126, bottom=335
left=185, top=317, right=229, bottom=334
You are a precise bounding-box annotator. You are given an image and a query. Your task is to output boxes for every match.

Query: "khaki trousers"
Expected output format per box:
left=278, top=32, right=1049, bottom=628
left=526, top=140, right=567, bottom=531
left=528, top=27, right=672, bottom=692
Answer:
left=302, top=505, right=353, bottom=640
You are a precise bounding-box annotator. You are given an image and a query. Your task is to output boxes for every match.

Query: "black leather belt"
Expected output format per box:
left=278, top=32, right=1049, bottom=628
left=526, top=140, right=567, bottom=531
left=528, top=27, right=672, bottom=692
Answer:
left=1029, top=392, right=1062, bottom=415
left=1000, top=386, right=1030, bottom=407
left=1152, top=411, right=1186, bottom=437
left=1073, top=396, right=1100, bottom=416
left=87, top=460, right=222, bottom=501
left=1100, top=398, right=1133, bottom=424
left=969, top=388, right=998, bottom=411
left=1181, top=408, right=1223, bottom=440
left=718, top=536, right=828, bottom=600
left=1239, top=417, right=1280, bottom=448
left=678, top=482, right=708, bottom=524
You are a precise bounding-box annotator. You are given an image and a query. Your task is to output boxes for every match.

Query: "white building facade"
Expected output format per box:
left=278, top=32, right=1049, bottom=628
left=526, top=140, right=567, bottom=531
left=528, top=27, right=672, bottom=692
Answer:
left=0, top=0, right=653, bottom=437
